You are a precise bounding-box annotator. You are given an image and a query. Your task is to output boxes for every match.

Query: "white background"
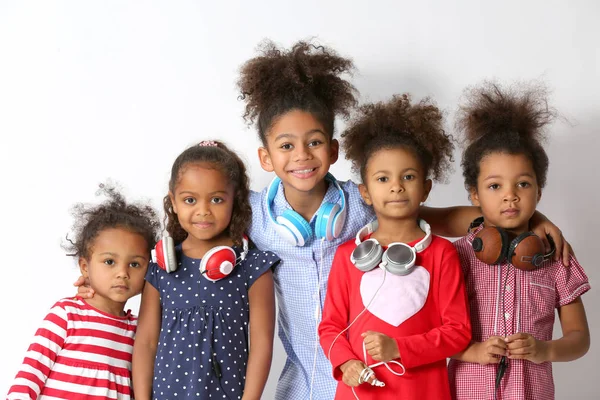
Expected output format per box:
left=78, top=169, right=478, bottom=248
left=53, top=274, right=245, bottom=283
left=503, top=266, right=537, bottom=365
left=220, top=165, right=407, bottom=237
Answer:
left=0, top=0, right=598, bottom=398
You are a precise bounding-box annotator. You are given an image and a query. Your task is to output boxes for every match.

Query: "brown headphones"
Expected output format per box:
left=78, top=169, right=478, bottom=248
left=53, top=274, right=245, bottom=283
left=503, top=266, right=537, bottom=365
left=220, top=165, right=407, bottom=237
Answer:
left=469, top=217, right=555, bottom=271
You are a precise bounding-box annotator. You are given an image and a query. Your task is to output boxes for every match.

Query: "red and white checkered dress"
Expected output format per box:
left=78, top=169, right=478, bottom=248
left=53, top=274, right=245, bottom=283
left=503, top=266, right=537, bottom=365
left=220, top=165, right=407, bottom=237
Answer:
left=448, top=226, right=590, bottom=400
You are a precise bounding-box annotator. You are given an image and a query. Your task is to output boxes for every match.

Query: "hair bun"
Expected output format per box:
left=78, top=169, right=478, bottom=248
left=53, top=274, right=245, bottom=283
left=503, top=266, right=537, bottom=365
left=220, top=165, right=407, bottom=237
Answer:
left=238, top=39, right=357, bottom=126
left=457, top=81, right=555, bottom=145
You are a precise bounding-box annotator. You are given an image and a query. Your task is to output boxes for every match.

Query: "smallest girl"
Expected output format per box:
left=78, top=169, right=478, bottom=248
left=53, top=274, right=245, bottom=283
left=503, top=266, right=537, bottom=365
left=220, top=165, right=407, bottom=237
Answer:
left=132, top=140, right=279, bottom=400
left=319, top=94, right=472, bottom=400
left=7, top=184, right=160, bottom=400
left=448, top=82, right=591, bottom=400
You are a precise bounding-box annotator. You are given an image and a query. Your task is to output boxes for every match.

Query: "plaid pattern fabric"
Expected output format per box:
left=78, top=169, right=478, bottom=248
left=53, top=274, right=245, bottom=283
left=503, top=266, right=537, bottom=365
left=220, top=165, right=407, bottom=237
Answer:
left=448, top=226, right=590, bottom=400
left=249, top=179, right=375, bottom=400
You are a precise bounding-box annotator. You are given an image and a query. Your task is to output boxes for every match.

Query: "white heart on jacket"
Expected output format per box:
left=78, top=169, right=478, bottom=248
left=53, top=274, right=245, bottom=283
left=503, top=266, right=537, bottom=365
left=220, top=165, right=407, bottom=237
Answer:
left=359, top=266, right=430, bottom=327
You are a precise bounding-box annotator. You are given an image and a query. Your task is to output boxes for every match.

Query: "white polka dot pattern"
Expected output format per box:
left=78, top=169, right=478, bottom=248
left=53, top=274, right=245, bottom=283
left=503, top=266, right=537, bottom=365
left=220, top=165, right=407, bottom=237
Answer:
left=145, top=245, right=280, bottom=399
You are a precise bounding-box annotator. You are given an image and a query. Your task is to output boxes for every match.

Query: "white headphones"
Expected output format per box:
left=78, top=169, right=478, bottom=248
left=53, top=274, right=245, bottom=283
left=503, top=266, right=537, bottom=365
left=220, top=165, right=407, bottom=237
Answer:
left=266, top=172, right=347, bottom=246
left=350, top=219, right=432, bottom=276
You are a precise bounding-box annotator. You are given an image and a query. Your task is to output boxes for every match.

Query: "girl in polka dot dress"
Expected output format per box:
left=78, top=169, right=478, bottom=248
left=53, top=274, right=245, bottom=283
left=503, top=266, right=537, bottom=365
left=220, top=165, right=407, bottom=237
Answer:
left=132, top=141, right=280, bottom=400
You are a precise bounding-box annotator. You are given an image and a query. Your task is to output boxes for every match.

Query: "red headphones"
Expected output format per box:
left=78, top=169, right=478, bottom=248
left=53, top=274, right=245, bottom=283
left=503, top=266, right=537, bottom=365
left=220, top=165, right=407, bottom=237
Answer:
left=152, top=233, right=249, bottom=281
left=469, top=217, right=554, bottom=271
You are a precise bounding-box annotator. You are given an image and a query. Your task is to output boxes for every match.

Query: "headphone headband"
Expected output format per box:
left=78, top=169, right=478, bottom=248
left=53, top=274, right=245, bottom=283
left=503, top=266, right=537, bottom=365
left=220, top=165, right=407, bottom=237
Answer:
left=355, top=219, right=432, bottom=253
left=266, top=172, right=347, bottom=246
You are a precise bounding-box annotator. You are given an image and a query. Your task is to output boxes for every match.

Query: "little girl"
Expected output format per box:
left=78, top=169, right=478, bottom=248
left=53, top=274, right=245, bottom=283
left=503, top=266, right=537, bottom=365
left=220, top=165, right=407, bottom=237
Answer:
left=448, top=82, right=591, bottom=400
left=131, top=141, right=280, bottom=400
left=7, top=184, right=160, bottom=400
left=319, top=94, right=472, bottom=399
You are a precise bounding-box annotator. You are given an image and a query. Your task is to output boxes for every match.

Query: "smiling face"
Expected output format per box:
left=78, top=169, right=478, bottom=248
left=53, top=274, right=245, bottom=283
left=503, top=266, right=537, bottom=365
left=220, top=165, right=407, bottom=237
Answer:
left=359, top=147, right=431, bottom=222
left=169, top=163, right=235, bottom=247
left=258, top=109, right=339, bottom=199
left=470, top=152, right=541, bottom=234
left=79, top=227, right=149, bottom=316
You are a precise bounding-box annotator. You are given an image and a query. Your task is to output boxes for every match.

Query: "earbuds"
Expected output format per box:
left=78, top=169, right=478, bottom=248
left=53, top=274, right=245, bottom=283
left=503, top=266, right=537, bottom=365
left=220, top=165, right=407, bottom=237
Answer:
left=151, top=233, right=249, bottom=281
left=351, top=219, right=432, bottom=276
left=469, top=217, right=554, bottom=271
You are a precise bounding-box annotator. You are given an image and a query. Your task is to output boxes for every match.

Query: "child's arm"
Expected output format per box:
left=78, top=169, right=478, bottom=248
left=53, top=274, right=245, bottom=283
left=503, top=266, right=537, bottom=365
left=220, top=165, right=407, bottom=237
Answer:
left=420, top=206, right=572, bottom=266
left=318, top=248, right=363, bottom=381
left=507, top=297, right=590, bottom=363
left=369, top=244, right=472, bottom=369
left=242, top=270, right=276, bottom=400
left=131, top=283, right=161, bottom=400
left=7, top=303, right=68, bottom=400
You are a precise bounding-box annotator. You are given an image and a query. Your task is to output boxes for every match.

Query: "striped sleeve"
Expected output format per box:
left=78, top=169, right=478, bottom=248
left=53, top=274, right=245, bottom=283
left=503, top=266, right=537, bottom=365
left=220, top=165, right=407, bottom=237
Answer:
left=7, top=302, right=68, bottom=400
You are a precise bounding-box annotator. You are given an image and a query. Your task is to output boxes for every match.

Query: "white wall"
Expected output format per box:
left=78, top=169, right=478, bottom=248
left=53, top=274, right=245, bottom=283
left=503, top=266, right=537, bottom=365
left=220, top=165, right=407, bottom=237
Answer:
left=1, top=0, right=598, bottom=398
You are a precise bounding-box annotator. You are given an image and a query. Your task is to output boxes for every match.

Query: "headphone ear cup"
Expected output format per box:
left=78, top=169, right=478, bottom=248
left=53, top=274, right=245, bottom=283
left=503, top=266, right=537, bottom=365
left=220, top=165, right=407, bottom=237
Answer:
left=276, top=209, right=313, bottom=246
left=315, top=202, right=339, bottom=241
left=509, top=232, right=545, bottom=271
left=351, top=239, right=383, bottom=272
left=200, top=246, right=237, bottom=281
left=472, top=226, right=509, bottom=265
left=331, top=200, right=347, bottom=239
left=152, top=235, right=178, bottom=273
left=382, top=244, right=416, bottom=276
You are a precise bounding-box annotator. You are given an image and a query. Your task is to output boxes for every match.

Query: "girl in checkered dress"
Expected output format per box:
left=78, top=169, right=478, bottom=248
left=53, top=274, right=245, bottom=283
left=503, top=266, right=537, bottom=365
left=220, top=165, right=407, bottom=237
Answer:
left=448, top=81, right=591, bottom=400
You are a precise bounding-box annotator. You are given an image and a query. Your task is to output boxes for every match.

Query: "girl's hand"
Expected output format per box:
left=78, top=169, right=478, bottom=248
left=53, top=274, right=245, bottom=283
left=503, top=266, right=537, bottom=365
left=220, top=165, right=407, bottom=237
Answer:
left=339, top=359, right=374, bottom=387
left=506, top=332, right=549, bottom=364
left=73, top=275, right=95, bottom=298
left=472, top=336, right=507, bottom=365
left=362, top=331, right=400, bottom=362
left=529, top=213, right=574, bottom=266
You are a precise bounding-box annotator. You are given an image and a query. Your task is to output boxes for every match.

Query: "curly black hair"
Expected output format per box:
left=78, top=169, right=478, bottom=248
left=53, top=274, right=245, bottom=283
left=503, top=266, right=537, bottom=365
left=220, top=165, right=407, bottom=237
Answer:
left=63, top=184, right=160, bottom=260
left=163, top=141, right=251, bottom=246
left=237, top=39, right=357, bottom=143
left=342, top=94, right=454, bottom=183
left=456, top=81, right=555, bottom=191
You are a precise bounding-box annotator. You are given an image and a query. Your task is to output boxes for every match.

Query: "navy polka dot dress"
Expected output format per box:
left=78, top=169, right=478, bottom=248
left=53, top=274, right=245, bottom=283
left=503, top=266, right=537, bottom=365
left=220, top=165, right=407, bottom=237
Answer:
left=145, top=244, right=279, bottom=399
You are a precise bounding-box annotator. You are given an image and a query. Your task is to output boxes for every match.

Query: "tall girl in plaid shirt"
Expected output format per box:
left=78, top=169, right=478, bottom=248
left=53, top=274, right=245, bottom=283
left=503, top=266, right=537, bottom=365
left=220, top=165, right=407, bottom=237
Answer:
left=448, top=82, right=591, bottom=400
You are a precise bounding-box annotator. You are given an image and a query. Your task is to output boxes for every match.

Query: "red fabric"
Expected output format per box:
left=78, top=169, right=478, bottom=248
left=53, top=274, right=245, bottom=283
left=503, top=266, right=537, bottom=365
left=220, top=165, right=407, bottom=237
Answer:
left=7, top=297, right=136, bottom=400
left=448, top=227, right=590, bottom=400
left=319, top=235, right=471, bottom=400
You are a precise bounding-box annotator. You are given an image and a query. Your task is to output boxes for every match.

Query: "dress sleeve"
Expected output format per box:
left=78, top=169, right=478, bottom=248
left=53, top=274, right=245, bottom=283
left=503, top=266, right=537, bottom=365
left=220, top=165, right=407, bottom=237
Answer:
left=7, top=302, right=69, bottom=400
left=318, top=246, right=359, bottom=380
left=553, top=255, right=591, bottom=307
left=145, top=262, right=164, bottom=292
left=395, top=243, right=472, bottom=369
left=243, top=249, right=280, bottom=288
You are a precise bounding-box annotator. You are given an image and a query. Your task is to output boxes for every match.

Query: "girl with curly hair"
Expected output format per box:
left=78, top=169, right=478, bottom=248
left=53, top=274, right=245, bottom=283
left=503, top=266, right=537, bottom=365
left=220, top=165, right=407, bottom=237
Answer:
left=237, top=39, right=570, bottom=400
left=7, top=184, right=160, bottom=400
left=319, top=94, right=471, bottom=399
left=448, top=82, right=590, bottom=400
left=132, top=141, right=280, bottom=400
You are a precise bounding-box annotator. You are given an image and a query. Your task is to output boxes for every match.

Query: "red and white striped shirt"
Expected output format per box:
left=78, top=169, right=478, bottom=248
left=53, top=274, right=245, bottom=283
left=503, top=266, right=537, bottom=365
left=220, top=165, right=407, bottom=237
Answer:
left=448, top=227, right=590, bottom=400
left=7, top=297, right=137, bottom=400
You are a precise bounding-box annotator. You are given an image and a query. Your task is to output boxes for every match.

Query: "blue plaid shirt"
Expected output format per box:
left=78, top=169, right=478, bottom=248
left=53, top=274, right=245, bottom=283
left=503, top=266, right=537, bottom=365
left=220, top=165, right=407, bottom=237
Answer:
left=249, top=179, right=375, bottom=400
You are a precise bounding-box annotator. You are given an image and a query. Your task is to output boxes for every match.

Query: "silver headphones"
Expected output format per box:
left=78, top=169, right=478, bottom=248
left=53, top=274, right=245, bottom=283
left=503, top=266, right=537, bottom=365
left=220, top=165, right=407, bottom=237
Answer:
left=350, top=219, right=433, bottom=276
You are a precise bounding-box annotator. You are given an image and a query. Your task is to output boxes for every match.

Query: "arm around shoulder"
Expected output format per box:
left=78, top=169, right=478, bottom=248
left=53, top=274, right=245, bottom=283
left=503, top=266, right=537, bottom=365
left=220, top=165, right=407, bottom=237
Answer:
left=419, top=206, right=481, bottom=238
